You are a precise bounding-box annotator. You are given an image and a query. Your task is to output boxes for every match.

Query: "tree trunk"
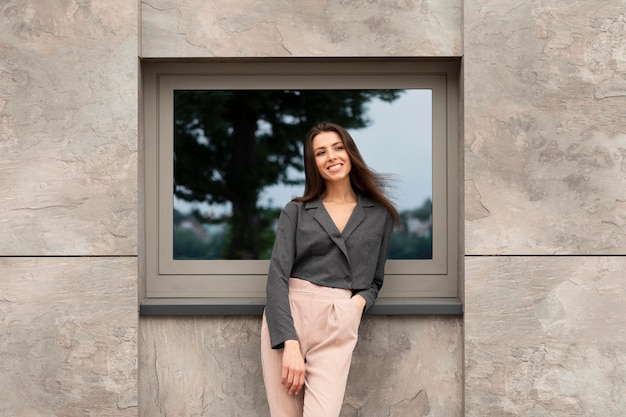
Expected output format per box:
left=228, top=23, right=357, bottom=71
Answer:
left=226, top=94, right=261, bottom=259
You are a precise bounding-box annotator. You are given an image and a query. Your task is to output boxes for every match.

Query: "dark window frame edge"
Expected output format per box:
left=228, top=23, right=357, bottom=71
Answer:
left=139, top=298, right=463, bottom=316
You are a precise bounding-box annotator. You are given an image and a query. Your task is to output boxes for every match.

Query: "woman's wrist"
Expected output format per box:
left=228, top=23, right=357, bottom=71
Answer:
left=284, top=339, right=300, bottom=349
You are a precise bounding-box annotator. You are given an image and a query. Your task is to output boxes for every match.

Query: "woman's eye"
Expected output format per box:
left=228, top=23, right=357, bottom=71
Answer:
left=315, top=151, right=325, bottom=157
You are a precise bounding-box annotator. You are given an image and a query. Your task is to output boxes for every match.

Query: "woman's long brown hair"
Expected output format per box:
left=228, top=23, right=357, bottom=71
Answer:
left=293, top=122, right=400, bottom=224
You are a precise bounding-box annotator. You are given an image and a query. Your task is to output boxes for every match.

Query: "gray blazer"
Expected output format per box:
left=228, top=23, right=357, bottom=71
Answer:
left=265, top=194, right=394, bottom=349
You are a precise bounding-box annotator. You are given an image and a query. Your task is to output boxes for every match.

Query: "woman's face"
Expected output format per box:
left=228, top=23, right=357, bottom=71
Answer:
left=311, top=131, right=352, bottom=184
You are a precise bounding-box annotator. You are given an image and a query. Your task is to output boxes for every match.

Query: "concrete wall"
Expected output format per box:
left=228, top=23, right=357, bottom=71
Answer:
left=0, top=0, right=139, bottom=415
left=2, top=0, right=625, bottom=416
left=141, top=0, right=461, bottom=57
left=464, top=1, right=626, bottom=416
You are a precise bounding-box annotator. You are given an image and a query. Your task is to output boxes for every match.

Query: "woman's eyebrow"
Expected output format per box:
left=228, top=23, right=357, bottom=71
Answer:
left=314, top=141, right=342, bottom=151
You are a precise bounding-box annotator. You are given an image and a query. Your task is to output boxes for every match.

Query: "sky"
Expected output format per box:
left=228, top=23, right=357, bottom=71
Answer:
left=176, top=89, right=433, bottom=215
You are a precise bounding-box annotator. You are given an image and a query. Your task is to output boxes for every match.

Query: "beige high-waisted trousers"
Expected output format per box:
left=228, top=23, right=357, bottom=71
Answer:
left=261, top=278, right=362, bottom=417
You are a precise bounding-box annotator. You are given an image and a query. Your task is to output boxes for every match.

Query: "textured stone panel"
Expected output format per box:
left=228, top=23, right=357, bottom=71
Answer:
left=346, top=316, right=462, bottom=417
left=141, top=0, right=461, bottom=57
left=140, top=316, right=267, bottom=417
left=140, top=315, right=462, bottom=417
left=465, top=256, right=626, bottom=417
left=0, top=0, right=138, bottom=255
left=464, top=0, right=626, bottom=255
left=0, top=257, right=138, bottom=416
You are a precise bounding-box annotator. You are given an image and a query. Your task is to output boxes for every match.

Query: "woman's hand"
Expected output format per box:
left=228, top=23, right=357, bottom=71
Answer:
left=351, top=294, right=367, bottom=314
left=281, top=340, right=305, bottom=395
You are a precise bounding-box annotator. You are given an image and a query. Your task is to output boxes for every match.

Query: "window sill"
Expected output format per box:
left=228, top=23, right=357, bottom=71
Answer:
left=139, top=297, right=463, bottom=316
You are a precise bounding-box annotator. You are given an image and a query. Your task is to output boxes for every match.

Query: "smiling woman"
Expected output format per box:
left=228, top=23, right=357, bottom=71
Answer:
left=261, top=121, right=399, bottom=416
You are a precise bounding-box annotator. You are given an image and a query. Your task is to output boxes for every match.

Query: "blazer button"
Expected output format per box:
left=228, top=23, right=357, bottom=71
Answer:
left=344, top=275, right=352, bottom=282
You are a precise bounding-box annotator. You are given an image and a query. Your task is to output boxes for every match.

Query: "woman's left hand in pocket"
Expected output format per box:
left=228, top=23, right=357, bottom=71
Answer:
left=351, top=294, right=366, bottom=314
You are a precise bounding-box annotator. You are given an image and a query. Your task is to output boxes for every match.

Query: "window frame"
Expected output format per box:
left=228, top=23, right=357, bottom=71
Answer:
left=141, top=59, right=462, bottom=315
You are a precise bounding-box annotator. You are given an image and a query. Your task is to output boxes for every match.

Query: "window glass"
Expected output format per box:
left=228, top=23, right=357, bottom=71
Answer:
left=172, top=89, right=432, bottom=261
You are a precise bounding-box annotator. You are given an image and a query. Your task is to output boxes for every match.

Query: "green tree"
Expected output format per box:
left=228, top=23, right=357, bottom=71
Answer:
left=174, top=89, right=402, bottom=259
left=388, top=199, right=433, bottom=259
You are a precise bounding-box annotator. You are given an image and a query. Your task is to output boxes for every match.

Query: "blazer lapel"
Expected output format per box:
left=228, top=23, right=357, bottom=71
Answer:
left=341, top=194, right=371, bottom=240
left=307, top=197, right=350, bottom=260
left=306, top=194, right=375, bottom=261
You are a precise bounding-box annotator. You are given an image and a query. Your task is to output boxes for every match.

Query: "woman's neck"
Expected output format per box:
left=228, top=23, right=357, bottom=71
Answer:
left=322, top=181, right=357, bottom=203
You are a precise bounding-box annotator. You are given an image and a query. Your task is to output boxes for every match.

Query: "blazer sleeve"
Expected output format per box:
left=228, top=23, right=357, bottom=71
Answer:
left=355, top=210, right=394, bottom=312
left=265, top=202, right=299, bottom=349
